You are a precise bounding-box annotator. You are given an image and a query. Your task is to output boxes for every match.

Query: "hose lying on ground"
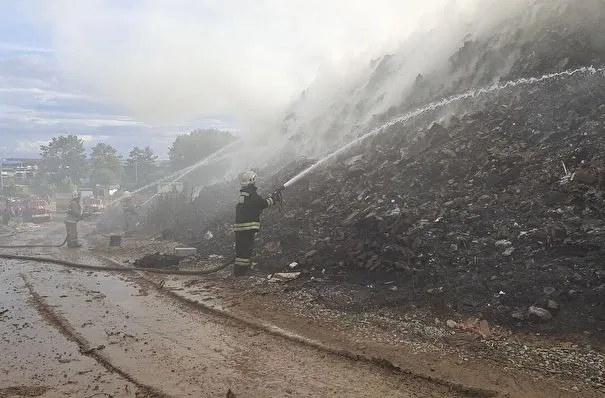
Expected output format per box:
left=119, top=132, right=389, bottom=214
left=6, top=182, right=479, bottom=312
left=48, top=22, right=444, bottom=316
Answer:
left=0, top=253, right=231, bottom=276
left=0, top=236, right=68, bottom=248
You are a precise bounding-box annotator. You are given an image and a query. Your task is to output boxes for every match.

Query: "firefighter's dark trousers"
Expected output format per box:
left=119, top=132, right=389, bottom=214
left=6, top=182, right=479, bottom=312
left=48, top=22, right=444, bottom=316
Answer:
left=234, top=230, right=255, bottom=275
left=124, top=212, right=138, bottom=235
left=65, top=221, right=80, bottom=248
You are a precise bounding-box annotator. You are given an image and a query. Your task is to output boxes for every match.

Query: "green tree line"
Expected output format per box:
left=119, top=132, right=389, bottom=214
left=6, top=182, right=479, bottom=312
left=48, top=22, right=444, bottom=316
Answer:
left=30, top=129, right=235, bottom=195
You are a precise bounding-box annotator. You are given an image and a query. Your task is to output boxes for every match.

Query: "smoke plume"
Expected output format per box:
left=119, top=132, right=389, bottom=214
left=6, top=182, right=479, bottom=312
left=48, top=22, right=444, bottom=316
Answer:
left=38, top=0, right=525, bottom=127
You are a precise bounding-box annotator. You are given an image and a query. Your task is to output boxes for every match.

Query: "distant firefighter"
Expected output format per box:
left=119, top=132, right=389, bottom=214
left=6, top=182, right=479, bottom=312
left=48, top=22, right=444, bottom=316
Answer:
left=121, top=191, right=138, bottom=236
left=65, top=192, right=82, bottom=248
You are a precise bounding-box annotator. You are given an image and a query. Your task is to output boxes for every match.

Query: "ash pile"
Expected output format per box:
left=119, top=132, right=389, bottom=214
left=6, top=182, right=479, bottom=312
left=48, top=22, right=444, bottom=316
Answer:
left=192, top=76, right=605, bottom=337
left=173, top=0, right=605, bottom=337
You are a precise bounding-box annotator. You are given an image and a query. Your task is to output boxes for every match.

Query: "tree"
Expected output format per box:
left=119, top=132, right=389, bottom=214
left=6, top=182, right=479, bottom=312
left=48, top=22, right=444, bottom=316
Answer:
left=125, top=146, right=158, bottom=187
left=90, top=143, right=123, bottom=185
left=39, top=135, right=87, bottom=187
left=168, top=129, right=235, bottom=171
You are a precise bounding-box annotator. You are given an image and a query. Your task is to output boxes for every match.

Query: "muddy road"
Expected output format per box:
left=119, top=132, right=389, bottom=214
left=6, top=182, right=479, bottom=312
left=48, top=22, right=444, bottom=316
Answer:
left=1, top=223, right=472, bottom=398
left=2, top=220, right=603, bottom=397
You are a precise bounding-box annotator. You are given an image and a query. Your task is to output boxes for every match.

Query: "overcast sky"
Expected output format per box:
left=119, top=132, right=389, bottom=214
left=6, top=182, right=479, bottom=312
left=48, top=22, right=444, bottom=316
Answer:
left=0, top=0, right=481, bottom=159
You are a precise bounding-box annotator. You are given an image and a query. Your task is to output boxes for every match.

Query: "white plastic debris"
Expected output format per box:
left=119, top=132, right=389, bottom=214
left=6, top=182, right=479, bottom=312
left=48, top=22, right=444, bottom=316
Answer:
left=495, top=239, right=512, bottom=247
left=204, top=231, right=213, bottom=240
left=288, top=261, right=298, bottom=269
left=174, top=247, right=197, bottom=257
left=267, top=272, right=301, bottom=283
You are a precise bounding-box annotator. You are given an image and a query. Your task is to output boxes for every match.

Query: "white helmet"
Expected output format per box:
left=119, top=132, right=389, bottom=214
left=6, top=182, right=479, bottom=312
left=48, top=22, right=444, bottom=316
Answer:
left=239, top=171, right=257, bottom=187
left=123, top=191, right=132, bottom=199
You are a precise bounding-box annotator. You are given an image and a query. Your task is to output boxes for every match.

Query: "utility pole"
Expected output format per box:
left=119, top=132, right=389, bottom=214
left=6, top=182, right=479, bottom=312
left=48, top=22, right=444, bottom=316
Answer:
left=0, top=155, right=3, bottom=193
left=135, top=161, right=138, bottom=184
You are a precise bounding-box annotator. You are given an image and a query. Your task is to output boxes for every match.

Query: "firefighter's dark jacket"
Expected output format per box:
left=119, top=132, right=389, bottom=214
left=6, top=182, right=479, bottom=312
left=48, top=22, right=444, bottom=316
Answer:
left=65, top=199, right=82, bottom=223
left=234, top=185, right=275, bottom=232
left=122, top=198, right=137, bottom=215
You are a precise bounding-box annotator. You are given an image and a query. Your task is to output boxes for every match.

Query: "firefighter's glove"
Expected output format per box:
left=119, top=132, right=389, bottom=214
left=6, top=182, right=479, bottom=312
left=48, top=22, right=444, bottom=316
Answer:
left=271, top=189, right=283, bottom=204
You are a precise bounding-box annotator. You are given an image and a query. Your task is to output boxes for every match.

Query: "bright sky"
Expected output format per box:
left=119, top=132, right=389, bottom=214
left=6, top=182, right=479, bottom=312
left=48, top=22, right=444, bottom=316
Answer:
left=0, top=0, right=485, bottom=158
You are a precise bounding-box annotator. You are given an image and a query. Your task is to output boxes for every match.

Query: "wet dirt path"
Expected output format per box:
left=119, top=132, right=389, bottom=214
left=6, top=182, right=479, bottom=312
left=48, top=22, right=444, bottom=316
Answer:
left=0, top=260, right=138, bottom=397
left=1, top=256, right=472, bottom=397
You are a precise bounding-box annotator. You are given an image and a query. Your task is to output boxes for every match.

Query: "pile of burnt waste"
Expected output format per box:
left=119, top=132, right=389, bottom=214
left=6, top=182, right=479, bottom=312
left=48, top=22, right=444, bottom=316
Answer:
left=188, top=76, right=605, bottom=336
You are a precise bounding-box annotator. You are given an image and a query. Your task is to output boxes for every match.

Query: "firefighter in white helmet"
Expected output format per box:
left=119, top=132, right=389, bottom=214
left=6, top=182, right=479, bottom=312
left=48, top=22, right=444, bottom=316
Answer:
left=233, top=171, right=283, bottom=276
left=64, top=191, right=82, bottom=248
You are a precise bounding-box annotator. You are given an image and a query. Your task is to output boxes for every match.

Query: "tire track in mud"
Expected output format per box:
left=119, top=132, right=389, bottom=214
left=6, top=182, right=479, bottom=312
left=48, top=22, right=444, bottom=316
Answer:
left=127, top=271, right=501, bottom=398
left=15, top=253, right=501, bottom=397
left=19, top=273, right=172, bottom=398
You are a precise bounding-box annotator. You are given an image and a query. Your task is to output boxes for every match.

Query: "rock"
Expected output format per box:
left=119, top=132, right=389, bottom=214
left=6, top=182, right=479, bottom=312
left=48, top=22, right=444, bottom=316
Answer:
left=502, top=247, right=515, bottom=257
left=305, top=250, right=318, bottom=258
left=310, top=198, right=324, bottom=209
left=344, top=154, right=365, bottom=167
left=572, top=168, right=598, bottom=184
left=545, top=223, right=567, bottom=243
left=446, top=320, right=458, bottom=328
left=528, top=306, right=552, bottom=321
left=547, top=299, right=560, bottom=311
left=341, top=210, right=362, bottom=226
left=511, top=310, right=526, bottom=320
left=264, top=241, right=281, bottom=254
left=478, top=320, right=490, bottom=338
left=543, top=286, right=556, bottom=295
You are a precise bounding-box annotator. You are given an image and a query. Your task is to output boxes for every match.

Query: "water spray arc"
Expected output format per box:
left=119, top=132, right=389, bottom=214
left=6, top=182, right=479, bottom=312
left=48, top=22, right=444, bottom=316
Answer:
left=139, top=143, right=247, bottom=208
left=283, top=66, right=605, bottom=189
left=107, top=140, right=241, bottom=207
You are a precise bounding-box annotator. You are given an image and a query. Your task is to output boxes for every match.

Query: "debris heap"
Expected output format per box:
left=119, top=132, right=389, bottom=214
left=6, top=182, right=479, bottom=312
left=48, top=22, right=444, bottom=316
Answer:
left=170, top=0, right=605, bottom=336
left=190, top=76, right=605, bottom=336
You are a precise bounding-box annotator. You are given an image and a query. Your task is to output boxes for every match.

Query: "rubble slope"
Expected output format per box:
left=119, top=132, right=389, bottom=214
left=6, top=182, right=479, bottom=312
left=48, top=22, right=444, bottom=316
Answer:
left=166, top=0, right=605, bottom=337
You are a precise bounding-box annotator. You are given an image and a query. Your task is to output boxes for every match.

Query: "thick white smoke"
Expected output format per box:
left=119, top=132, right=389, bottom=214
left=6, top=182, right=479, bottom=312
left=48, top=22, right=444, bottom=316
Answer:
left=37, top=0, right=521, bottom=127
left=35, top=0, right=547, bottom=194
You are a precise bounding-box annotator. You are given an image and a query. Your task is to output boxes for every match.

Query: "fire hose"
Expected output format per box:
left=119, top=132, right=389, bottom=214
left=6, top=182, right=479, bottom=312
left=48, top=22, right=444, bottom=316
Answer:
left=0, top=186, right=287, bottom=271
left=0, top=236, right=67, bottom=248
left=272, top=186, right=285, bottom=212
left=0, top=253, right=232, bottom=276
